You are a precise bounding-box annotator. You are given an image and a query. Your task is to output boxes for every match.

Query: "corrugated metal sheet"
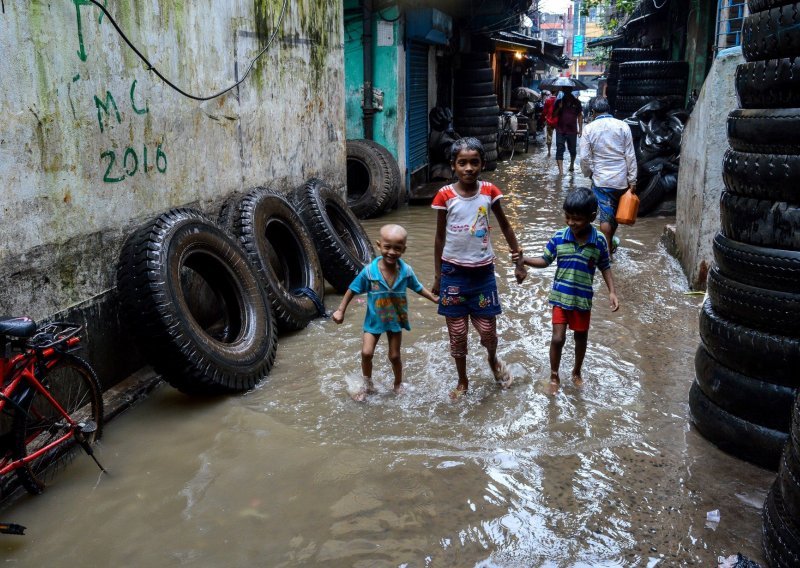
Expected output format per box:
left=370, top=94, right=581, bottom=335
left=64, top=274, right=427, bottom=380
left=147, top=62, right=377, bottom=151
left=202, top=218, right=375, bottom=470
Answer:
left=407, top=42, right=429, bottom=174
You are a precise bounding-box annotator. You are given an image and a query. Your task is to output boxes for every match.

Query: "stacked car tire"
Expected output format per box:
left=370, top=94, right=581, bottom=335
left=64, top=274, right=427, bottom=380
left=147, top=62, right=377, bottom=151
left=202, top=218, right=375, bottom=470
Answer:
left=606, top=48, right=668, bottom=117
left=615, top=59, right=688, bottom=118
left=346, top=139, right=403, bottom=219
left=689, top=0, right=800, bottom=481
left=763, top=394, right=800, bottom=566
left=453, top=53, right=498, bottom=171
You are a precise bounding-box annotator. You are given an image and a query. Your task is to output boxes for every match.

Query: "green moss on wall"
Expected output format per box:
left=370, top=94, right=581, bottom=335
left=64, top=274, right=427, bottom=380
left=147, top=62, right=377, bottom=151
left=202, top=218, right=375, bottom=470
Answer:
left=297, top=0, right=341, bottom=86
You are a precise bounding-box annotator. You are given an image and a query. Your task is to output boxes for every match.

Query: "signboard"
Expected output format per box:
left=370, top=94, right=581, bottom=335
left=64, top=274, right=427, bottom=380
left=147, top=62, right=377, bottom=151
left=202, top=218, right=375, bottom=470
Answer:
left=573, top=34, right=584, bottom=56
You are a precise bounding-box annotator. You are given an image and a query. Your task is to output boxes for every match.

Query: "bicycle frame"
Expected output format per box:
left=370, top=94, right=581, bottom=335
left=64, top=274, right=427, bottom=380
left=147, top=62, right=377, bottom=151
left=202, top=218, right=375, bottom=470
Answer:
left=0, top=337, right=81, bottom=477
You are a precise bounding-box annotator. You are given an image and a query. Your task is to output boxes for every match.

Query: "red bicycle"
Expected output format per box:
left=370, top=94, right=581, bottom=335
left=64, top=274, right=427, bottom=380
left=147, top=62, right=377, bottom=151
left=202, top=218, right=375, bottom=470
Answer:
left=0, top=317, right=105, bottom=510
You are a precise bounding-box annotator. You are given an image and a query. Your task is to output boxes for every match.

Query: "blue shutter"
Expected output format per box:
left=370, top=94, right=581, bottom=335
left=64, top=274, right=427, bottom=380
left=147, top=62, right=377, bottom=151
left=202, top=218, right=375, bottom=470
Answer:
left=407, top=42, right=429, bottom=175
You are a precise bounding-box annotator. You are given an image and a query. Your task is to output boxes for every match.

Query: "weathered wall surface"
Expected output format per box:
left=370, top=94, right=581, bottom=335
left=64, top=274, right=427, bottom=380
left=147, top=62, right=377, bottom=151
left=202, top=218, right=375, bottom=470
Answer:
left=675, top=47, right=742, bottom=290
left=0, top=0, right=344, bottom=385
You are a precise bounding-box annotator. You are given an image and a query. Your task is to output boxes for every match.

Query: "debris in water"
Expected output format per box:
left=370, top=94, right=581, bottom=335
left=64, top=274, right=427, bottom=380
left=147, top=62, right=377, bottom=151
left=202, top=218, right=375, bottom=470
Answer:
left=717, top=553, right=762, bottom=568
left=706, top=509, right=720, bottom=523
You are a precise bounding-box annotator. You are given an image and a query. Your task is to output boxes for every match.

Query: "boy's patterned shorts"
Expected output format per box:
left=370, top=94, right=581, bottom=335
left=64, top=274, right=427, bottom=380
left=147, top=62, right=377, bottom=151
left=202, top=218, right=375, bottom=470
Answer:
left=437, top=261, right=501, bottom=318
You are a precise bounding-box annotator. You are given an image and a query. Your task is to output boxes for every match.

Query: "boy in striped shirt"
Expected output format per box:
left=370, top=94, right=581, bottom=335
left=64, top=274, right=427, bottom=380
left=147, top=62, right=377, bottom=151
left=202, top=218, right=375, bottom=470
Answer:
left=514, top=187, right=619, bottom=393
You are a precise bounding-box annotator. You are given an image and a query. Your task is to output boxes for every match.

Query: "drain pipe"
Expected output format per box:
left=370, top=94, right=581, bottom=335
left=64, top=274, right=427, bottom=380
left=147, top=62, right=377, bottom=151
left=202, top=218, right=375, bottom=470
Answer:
left=362, top=0, right=375, bottom=140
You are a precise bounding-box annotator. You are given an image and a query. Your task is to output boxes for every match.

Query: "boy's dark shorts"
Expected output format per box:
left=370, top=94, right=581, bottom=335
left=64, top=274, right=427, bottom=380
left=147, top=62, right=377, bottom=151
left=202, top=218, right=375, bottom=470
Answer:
left=438, top=261, right=501, bottom=318
left=552, top=306, right=591, bottom=332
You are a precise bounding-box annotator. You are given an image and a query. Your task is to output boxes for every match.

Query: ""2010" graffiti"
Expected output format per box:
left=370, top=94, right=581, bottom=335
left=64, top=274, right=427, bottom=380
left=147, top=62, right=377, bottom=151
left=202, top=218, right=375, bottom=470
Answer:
left=100, top=144, right=167, bottom=183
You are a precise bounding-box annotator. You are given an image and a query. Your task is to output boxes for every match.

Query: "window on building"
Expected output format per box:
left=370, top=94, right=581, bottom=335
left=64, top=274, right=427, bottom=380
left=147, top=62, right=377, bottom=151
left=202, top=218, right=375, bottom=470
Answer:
left=715, top=0, right=748, bottom=50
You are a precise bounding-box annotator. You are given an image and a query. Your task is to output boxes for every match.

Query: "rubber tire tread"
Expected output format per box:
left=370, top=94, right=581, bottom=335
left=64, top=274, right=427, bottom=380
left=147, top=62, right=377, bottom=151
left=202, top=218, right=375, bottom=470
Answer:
left=616, top=78, right=687, bottom=96
left=735, top=58, right=800, bottom=108
left=453, top=115, right=499, bottom=127
left=706, top=266, right=800, bottom=335
left=749, top=0, right=797, bottom=12
left=454, top=125, right=497, bottom=137
left=762, top=479, right=800, bottom=567
left=699, top=299, right=800, bottom=385
left=459, top=68, right=494, bottom=83
left=460, top=54, right=491, bottom=69
left=742, top=4, right=800, bottom=62
left=727, top=109, right=800, bottom=155
left=11, top=354, right=103, bottom=495
left=117, top=208, right=278, bottom=395
left=618, top=61, right=690, bottom=79
left=293, top=178, right=375, bottom=293
left=232, top=187, right=325, bottom=331
left=637, top=172, right=669, bottom=216
left=779, top=444, right=800, bottom=525
left=722, top=149, right=800, bottom=202
left=610, top=48, right=669, bottom=62
left=455, top=95, right=499, bottom=109
left=713, top=232, right=800, bottom=292
left=720, top=192, right=800, bottom=251
left=615, top=95, right=683, bottom=112
left=689, top=380, right=785, bottom=471
left=456, top=105, right=500, bottom=118
left=694, top=344, right=795, bottom=432
left=346, top=139, right=395, bottom=218
left=457, top=81, right=495, bottom=97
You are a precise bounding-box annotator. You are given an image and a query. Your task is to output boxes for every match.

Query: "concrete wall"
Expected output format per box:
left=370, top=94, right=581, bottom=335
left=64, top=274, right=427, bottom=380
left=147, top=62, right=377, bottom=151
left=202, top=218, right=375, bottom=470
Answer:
left=0, top=0, right=344, bottom=386
left=675, top=47, right=743, bottom=290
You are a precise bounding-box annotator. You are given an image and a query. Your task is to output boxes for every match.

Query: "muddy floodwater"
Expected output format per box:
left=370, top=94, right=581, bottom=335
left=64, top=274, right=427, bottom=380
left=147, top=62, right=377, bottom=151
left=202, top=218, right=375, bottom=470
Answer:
left=1, top=148, right=775, bottom=566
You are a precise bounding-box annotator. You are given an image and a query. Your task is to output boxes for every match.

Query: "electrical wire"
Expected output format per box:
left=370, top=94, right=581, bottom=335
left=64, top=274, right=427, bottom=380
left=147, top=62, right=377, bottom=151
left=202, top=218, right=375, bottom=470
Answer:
left=86, top=0, right=288, bottom=101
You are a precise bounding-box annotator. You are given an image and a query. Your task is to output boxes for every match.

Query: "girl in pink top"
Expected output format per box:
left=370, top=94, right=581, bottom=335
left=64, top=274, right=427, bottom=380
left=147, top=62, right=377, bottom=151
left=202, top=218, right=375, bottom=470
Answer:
left=432, top=137, right=528, bottom=399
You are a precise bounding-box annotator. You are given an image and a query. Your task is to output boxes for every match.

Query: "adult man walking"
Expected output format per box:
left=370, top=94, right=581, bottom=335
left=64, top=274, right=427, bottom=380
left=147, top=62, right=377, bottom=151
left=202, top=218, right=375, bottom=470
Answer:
left=553, top=89, right=583, bottom=174
left=579, top=97, right=637, bottom=253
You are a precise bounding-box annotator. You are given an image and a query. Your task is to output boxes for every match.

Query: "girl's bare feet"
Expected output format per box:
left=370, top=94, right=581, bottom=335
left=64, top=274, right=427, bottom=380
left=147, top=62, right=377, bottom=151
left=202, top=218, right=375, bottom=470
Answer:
left=393, top=383, right=405, bottom=395
left=449, top=385, right=468, bottom=401
left=572, top=369, right=583, bottom=388
left=365, top=378, right=377, bottom=395
left=549, top=372, right=561, bottom=395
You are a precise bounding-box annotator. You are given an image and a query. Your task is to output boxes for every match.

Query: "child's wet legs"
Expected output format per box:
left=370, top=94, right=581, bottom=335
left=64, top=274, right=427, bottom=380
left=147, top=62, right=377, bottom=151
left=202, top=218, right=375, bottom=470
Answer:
left=470, top=315, right=499, bottom=371
left=446, top=316, right=470, bottom=395
left=572, top=330, right=588, bottom=386
left=549, top=323, right=567, bottom=390
left=387, top=331, right=403, bottom=392
left=360, top=333, right=379, bottom=394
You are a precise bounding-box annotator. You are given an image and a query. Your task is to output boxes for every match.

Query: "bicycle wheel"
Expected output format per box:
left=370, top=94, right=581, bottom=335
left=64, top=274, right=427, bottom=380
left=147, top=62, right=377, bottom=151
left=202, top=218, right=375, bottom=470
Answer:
left=12, top=354, right=103, bottom=494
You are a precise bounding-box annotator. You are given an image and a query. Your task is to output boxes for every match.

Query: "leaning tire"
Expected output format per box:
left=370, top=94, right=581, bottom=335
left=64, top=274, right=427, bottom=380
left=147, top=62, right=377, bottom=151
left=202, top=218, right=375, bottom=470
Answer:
left=293, top=178, right=375, bottom=293
left=117, top=209, right=278, bottom=395
left=720, top=192, right=800, bottom=251
left=231, top=187, right=325, bottom=331
left=346, top=139, right=395, bottom=218
left=735, top=58, right=800, bottom=108
left=727, top=109, right=800, bottom=155
left=713, top=232, right=800, bottom=292
left=779, top=444, right=800, bottom=525
left=762, top=479, right=800, bottom=566
left=699, top=299, right=800, bottom=385
left=706, top=266, right=800, bottom=335
left=722, top=149, right=800, bottom=202
left=357, top=139, right=403, bottom=210
left=689, top=380, right=785, bottom=471
left=694, top=345, right=795, bottom=432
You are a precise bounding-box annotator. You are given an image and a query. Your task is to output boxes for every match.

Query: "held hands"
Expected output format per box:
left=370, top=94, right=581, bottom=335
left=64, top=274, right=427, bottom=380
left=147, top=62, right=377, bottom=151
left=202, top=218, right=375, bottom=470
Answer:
left=609, top=292, right=619, bottom=312
left=431, top=274, right=441, bottom=297
left=515, top=265, right=528, bottom=284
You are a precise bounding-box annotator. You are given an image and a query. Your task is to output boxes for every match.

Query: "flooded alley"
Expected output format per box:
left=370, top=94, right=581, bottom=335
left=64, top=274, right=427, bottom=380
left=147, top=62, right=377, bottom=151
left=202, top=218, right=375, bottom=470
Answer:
left=1, top=147, right=775, bottom=566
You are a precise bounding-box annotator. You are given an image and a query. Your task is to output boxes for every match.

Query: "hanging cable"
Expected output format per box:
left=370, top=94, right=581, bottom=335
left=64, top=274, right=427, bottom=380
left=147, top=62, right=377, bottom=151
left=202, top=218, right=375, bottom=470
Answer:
left=86, top=0, right=288, bottom=101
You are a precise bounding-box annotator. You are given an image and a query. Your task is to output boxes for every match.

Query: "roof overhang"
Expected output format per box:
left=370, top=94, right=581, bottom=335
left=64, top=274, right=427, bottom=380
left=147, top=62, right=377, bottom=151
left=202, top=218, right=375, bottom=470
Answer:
left=490, top=31, right=569, bottom=68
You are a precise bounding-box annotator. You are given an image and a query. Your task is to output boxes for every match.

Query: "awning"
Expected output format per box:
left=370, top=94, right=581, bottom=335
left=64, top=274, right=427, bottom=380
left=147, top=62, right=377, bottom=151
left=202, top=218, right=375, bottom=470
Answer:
left=490, top=31, right=569, bottom=68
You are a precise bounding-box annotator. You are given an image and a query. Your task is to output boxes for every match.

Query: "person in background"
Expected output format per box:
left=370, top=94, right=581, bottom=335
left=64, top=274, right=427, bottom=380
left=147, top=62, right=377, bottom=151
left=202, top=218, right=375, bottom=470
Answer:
left=542, top=90, right=558, bottom=157
left=553, top=88, right=583, bottom=174
left=578, top=97, right=637, bottom=255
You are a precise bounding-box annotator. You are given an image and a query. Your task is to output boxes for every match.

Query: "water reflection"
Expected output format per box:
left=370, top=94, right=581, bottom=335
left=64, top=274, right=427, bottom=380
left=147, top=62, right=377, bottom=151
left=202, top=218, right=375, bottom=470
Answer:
left=1, top=147, right=774, bottom=567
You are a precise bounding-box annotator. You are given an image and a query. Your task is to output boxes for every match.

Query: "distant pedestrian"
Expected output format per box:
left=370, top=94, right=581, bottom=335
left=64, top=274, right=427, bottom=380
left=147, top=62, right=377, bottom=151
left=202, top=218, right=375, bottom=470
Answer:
left=553, top=88, right=583, bottom=174
left=432, top=137, right=528, bottom=400
left=579, top=97, right=637, bottom=255
left=333, top=224, right=439, bottom=401
left=514, top=187, right=618, bottom=394
left=542, top=90, right=558, bottom=156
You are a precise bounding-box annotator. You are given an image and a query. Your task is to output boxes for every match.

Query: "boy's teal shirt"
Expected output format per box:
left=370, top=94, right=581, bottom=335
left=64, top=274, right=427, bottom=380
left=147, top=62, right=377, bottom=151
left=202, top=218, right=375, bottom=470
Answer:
left=348, top=258, right=424, bottom=334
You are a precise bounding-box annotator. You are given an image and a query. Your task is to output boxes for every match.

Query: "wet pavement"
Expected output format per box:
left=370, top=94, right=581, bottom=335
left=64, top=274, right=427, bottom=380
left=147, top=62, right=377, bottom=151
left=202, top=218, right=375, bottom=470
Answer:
left=0, top=140, right=776, bottom=566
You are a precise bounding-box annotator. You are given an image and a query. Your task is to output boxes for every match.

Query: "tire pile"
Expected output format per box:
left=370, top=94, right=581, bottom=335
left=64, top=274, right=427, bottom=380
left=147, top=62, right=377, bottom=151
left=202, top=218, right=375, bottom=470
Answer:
left=117, top=179, right=375, bottom=396
left=605, top=48, right=668, bottom=117
left=346, top=139, right=402, bottom=219
left=623, top=102, right=689, bottom=216
left=453, top=52, right=498, bottom=171
left=689, top=0, right=800, bottom=476
left=763, top=394, right=800, bottom=566
left=615, top=59, right=688, bottom=118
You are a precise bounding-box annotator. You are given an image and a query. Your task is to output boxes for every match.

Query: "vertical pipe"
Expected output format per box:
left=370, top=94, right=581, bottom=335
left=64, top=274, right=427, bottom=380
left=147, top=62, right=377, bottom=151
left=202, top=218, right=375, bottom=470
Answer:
left=362, top=0, right=375, bottom=140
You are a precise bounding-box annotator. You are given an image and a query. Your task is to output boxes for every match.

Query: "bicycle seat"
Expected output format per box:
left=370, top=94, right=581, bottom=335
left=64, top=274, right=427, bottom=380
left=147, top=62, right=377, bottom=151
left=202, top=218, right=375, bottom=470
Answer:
left=0, top=316, right=37, bottom=338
